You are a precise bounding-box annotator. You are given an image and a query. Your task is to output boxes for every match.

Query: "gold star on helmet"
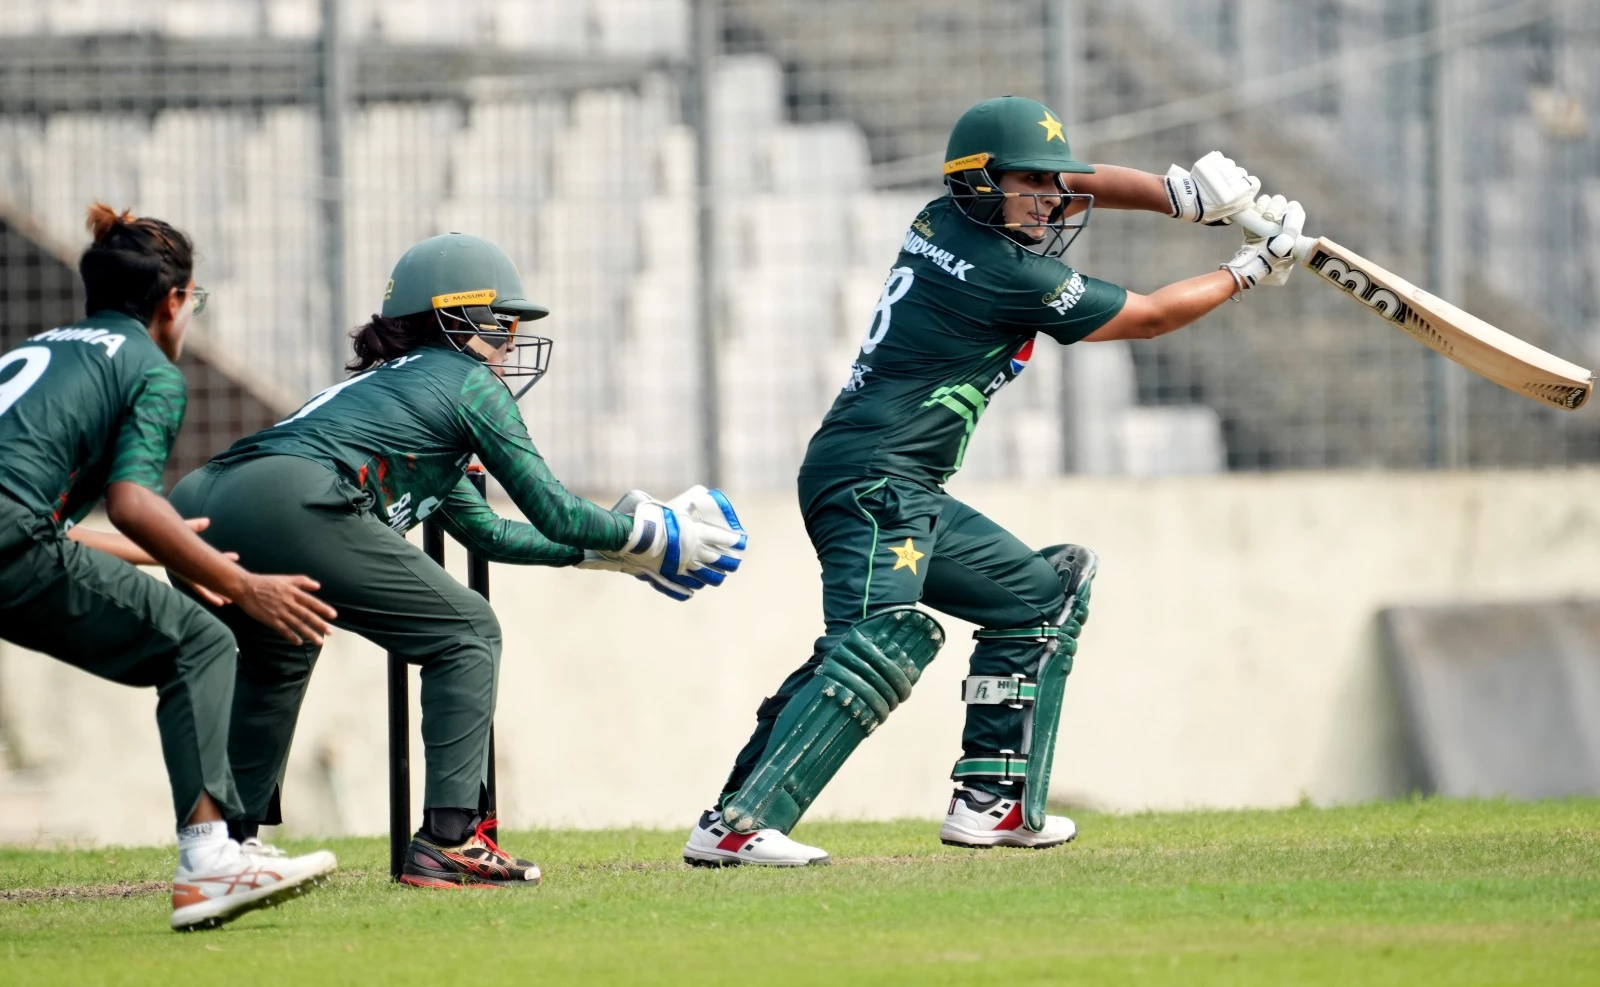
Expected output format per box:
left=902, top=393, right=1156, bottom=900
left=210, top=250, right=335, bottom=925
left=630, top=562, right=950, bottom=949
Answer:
left=1038, top=111, right=1065, bottom=143
left=890, top=538, right=925, bottom=575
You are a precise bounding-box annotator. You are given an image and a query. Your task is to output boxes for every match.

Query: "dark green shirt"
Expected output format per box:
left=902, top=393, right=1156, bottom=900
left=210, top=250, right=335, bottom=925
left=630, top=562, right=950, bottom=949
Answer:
left=0, top=311, right=186, bottom=526
left=801, top=196, right=1127, bottom=488
left=211, top=344, right=627, bottom=560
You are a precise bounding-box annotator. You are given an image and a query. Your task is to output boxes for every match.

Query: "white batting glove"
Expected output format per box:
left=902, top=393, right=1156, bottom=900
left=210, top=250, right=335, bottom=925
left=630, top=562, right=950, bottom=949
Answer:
left=1166, top=151, right=1261, bottom=224
left=1221, top=194, right=1306, bottom=290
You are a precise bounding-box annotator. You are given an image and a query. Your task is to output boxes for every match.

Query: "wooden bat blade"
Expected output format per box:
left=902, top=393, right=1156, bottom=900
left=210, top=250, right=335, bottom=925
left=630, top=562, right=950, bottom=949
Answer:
left=1301, top=236, right=1593, bottom=411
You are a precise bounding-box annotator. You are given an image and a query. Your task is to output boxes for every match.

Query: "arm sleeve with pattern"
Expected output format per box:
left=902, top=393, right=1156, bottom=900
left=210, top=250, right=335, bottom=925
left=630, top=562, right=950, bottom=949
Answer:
left=993, top=257, right=1128, bottom=345
left=433, top=475, right=584, bottom=566
left=455, top=367, right=631, bottom=551
left=106, top=363, right=187, bottom=493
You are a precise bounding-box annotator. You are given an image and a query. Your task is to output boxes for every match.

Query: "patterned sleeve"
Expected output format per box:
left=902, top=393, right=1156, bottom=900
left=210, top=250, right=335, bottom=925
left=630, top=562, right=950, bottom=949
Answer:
left=455, top=367, right=632, bottom=551
left=107, top=363, right=187, bottom=493
left=993, top=255, right=1127, bottom=345
left=432, top=475, right=583, bottom=567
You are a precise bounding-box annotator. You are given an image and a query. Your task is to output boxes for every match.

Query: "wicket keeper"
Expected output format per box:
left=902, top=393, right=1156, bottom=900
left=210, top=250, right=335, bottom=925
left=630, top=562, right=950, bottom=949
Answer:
left=684, top=96, right=1305, bottom=865
left=169, top=233, right=746, bottom=888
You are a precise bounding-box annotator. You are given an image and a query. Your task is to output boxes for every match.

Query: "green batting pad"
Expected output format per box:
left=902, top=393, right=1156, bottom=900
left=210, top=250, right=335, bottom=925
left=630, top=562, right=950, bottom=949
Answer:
left=722, top=607, right=945, bottom=834
left=1021, top=544, right=1096, bottom=832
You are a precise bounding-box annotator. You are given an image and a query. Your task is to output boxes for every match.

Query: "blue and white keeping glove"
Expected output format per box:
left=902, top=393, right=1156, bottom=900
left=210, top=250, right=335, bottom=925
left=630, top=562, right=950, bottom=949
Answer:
left=659, top=485, right=746, bottom=587
left=577, top=487, right=748, bottom=601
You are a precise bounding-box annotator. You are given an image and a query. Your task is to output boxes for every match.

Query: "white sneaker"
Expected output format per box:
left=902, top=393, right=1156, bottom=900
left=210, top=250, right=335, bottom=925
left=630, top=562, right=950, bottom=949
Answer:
left=171, top=837, right=337, bottom=931
left=682, top=809, right=831, bottom=867
left=939, top=789, right=1077, bottom=849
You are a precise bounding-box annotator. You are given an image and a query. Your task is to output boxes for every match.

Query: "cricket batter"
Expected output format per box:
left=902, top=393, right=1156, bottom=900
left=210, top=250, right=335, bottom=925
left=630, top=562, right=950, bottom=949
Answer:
left=0, top=204, right=339, bottom=929
left=169, top=233, right=746, bottom=888
left=683, top=96, right=1305, bottom=865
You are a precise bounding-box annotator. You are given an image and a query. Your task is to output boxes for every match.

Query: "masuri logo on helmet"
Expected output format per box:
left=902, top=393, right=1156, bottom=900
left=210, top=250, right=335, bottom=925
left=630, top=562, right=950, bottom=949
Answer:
left=943, top=96, right=1096, bottom=258
left=382, top=233, right=553, bottom=399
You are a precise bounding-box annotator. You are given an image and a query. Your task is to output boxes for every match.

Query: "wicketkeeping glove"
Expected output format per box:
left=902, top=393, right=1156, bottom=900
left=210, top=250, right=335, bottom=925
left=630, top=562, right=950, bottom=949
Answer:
left=577, top=487, right=748, bottom=601
left=659, top=485, right=746, bottom=586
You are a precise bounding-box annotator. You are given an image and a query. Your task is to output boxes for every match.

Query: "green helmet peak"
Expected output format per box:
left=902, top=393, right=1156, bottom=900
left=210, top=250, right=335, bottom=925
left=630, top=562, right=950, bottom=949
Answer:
left=943, top=96, right=1094, bottom=178
left=380, top=233, right=549, bottom=322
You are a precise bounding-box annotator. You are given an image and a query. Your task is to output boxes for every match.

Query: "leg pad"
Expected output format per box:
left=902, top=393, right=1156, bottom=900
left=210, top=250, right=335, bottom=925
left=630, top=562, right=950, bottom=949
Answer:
left=721, top=607, right=945, bottom=834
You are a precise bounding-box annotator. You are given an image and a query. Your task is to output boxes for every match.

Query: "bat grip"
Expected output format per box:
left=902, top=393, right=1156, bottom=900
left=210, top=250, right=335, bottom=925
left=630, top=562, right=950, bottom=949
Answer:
left=1231, top=207, right=1316, bottom=264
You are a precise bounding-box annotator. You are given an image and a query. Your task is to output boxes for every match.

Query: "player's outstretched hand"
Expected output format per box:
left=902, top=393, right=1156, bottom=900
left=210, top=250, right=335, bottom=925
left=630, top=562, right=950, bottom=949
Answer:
left=234, top=574, right=338, bottom=646
left=1222, top=194, right=1306, bottom=290
left=1165, top=151, right=1261, bottom=224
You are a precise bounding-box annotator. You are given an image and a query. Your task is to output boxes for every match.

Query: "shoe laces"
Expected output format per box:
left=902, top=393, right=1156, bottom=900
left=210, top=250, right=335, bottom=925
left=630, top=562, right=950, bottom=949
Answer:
left=471, top=817, right=506, bottom=858
left=240, top=837, right=287, bottom=858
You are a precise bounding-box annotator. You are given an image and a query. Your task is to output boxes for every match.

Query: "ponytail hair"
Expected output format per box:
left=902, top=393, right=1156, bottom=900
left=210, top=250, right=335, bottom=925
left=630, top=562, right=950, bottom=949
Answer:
left=78, top=201, right=195, bottom=325
left=347, top=312, right=441, bottom=373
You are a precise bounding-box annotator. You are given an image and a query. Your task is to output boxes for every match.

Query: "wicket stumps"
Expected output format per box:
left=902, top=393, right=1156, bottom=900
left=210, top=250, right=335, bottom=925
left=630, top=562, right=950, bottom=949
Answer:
left=387, top=465, right=498, bottom=881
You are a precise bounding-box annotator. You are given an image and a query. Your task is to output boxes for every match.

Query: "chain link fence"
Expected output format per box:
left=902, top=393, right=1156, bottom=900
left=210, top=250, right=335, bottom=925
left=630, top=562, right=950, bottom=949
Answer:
left=0, top=0, right=1596, bottom=493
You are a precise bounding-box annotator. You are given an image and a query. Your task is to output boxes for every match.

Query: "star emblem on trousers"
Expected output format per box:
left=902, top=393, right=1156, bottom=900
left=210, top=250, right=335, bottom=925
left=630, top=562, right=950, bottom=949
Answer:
left=890, top=538, right=924, bottom=575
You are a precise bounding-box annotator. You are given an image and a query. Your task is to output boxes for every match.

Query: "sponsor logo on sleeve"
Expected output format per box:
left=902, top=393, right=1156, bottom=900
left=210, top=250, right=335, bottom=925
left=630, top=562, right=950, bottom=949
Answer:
left=1042, top=272, right=1086, bottom=315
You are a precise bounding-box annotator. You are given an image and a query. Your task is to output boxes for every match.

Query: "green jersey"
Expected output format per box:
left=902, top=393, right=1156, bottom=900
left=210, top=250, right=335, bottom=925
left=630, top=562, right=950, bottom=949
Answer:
left=0, top=311, right=187, bottom=526
left=211, top=344, right=629, bottom=556
left=800, top=196, right=1127, bottom=488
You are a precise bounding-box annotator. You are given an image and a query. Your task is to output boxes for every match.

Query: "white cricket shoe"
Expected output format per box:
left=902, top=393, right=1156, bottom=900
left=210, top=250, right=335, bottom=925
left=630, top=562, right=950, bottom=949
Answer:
left=939, top=789, right=1077, bottom=849
left=170, top=837, right=337, bottom=931
left=682, top=809, right=831, bottom=867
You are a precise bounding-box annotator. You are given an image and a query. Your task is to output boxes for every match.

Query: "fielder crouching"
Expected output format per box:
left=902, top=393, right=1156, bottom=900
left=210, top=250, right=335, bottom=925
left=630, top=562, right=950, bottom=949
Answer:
left=167, top=233, right=746, bottom=889
left=684, top=96, right=1306, bottom=866
left=0, top=204, right=339, bottom=930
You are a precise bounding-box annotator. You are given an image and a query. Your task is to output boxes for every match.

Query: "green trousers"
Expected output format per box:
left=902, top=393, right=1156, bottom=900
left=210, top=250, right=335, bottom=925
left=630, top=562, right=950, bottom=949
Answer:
left=168, top=455, right=499, bottom=821
left=719, top=475, right=1073, bottom=804
left=0, top=493, right=242, bottom=824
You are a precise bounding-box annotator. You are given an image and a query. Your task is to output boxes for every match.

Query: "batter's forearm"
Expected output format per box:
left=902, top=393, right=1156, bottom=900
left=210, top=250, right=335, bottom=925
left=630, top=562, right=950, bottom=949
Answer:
left=1081, top=271, right=1237, bottom=342
left=1136, top=271, right=1238, bottom=338
left=1065, top=165, right=1171, bottom=214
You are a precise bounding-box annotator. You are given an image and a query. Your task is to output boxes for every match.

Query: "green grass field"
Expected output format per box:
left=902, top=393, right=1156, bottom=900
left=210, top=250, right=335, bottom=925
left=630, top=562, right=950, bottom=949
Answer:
left=3, top=799, right=1598, bottom=986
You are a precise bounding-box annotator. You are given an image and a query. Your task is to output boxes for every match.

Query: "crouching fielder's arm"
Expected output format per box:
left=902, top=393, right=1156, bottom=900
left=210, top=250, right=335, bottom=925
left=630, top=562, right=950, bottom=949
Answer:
left=430, top=475, right=583, bottom=567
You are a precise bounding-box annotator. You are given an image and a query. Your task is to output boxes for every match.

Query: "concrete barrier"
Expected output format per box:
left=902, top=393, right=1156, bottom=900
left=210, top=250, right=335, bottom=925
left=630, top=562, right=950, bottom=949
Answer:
left=5, top=468, right=1600, bottom=846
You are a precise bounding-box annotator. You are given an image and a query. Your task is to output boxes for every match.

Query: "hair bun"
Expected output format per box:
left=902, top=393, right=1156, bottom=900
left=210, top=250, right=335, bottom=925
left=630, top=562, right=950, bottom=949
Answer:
left=84, top=201, right=137, bottom=243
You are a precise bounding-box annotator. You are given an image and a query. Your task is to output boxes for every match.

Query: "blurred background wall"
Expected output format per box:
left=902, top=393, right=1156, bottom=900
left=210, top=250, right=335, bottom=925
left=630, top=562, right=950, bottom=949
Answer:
left=1, top=0, right=1598, bottom=844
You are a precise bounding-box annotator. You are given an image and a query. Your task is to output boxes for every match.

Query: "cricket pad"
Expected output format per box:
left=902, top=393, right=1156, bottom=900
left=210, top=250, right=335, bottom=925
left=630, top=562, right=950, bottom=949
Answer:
left=721, top=607, right=945, bottom=835
left=1023, top=543, right=1095, bottom=832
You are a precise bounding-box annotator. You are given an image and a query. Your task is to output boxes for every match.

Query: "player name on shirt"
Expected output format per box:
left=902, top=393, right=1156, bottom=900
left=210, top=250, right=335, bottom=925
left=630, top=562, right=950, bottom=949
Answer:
left=29, top=326, right=127, bottom=358
left=901, top=229, right=975, bottom=281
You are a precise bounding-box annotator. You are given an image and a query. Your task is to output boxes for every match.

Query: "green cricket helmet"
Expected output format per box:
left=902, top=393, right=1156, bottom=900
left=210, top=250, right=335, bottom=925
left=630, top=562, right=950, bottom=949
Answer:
left=943, top=96, right=1095, bottom=257
left=382, top=233, right=552, bottom=398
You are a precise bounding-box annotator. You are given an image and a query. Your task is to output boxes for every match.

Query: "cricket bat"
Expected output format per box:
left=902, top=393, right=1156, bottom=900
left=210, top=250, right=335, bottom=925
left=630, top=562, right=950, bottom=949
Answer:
left=1234, top=209, right=1594, bottom=411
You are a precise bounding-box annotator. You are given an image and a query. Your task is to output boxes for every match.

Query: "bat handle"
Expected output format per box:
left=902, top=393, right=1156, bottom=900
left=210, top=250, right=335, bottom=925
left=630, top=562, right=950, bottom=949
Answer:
left=1230, top=206, right=1316, bottom=264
